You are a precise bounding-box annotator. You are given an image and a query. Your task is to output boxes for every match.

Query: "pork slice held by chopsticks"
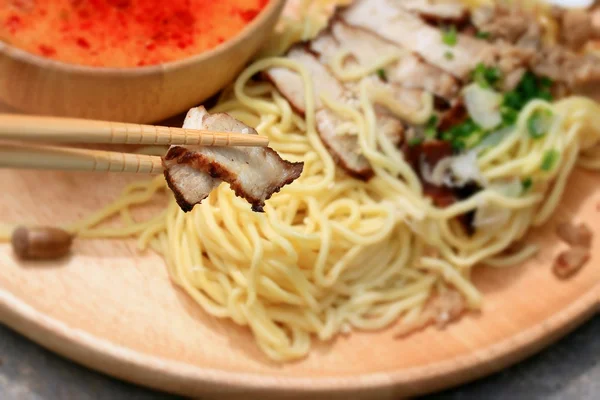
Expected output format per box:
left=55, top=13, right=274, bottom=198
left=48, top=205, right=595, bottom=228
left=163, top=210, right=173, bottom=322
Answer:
left=163, top=107, right=304, bottom=212
left=163, top=108, right=220, bottom=211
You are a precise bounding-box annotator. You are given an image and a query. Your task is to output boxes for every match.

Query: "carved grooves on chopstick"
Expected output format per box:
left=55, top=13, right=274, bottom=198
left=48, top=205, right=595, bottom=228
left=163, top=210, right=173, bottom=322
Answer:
left=0, top=114, right=267, bottom=148
left=107, top=121, right=179, bottom=146
left=92, top=150, right=162, bottom=174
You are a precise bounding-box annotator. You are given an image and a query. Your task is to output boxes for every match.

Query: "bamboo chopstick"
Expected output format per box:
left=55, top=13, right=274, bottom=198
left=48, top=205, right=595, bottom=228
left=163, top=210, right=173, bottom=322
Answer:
left=0, top=114, right=269, bottom=147
left=0, top=143, right=164, bottom=174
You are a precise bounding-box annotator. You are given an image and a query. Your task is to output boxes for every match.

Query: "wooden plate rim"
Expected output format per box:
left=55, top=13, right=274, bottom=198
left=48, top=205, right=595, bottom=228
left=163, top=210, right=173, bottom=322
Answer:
left=0, top=279, right=598, bottom=397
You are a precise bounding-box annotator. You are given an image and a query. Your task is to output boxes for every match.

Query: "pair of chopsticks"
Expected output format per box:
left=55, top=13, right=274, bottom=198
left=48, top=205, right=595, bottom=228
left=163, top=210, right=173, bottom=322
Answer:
left=0, top=114, right=269, bottom=174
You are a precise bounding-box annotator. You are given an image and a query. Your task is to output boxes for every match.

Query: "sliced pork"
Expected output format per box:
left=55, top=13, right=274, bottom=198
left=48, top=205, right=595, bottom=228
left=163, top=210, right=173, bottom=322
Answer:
left=163, top=108, right=220, bottom=210
left=471, top=5, right=541, bottom=48
left=265, top=46, right=348, bottom=114
left=315, top=107, right=404, bottom=180
left=558, top=8, right=600, bottom=51
left=473, top=5, right=600, bottom=52
left=340, top=0, right=491, bottom=79
left=311, top=20, right=460, bottom=99
left=471, top=4, right=600, bottom=99
left=265, top=46, right=405, bottom=180
left=398, top=0, right=468, bottom=24
left=163, top=107, right=304, bottom=212
left=314, top=109, right=371, bottom=179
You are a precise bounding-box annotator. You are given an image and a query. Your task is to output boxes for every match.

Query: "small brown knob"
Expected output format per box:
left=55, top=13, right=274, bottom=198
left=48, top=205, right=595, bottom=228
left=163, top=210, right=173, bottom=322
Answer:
left=11, top=226, right=74, bottom=260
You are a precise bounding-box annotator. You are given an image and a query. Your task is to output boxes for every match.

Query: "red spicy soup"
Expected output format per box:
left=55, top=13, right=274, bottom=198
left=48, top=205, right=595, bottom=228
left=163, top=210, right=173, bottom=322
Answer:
left=0, top=0, right=269, bottom=67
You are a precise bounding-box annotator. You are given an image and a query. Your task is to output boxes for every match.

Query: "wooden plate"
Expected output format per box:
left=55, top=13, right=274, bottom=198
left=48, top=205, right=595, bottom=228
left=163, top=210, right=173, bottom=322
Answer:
left=0, top=114, right=598, bottom=398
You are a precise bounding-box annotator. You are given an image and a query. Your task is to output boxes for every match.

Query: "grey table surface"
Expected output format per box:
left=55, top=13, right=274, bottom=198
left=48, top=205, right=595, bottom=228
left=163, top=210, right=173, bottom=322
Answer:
left=0, top=316, right=598, bottom=400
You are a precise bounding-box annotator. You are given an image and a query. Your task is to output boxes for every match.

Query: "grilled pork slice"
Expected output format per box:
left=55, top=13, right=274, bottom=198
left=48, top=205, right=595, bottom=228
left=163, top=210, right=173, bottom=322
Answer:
left=471, top=5, right=541, bottom=49
left=471, top=4, right=600, bottom=99
left=310, top=21, right=459, bottom=99
left=265, top=46, right=405, bottom=180
left=398, top=0, right=467, bottom=24
left=163, top=107, right=304, bottom=212
left=472, top=5, right=600, bottom=51
left=164, top=163, right=220, bottom=212
left=532, top=49, right=600, bottom=102
left=163, top=108, right=220, bottom=210
left=265, top=46, right=348, bottom=114
left=340, top=0, right=491, bottom=80
left=557, top=7, right=600, bottom=51
left=314, top=109, right=371, bottom=179
left=315, top=106, right=404, bottom=180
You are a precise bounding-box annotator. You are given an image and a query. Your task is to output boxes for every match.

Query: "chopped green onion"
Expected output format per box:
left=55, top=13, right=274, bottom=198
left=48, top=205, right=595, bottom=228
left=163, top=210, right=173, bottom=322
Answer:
left=407, top=137, right=423, bottom=147
left=441, top=131, right=453, bottom=141
left=499, top=72, right=555, bottom=130
left=440, top=118, right=482, bottom=150
left=475, top=31, right=491, bottom=39
left=442, top=25, right=458, bottom=46
left=424, top=115, right=438, bottom=139
left=541, top=149, right=559, bottom=171
left=425, top=129, right=437, bottom=139
left=521, top=73, right=538, bottom=99
left=464, top=132, right=484, bottom=149
left=503, top=91, right=522, bottom=110
left=527, top=109, right=553, bottom=139
left=472, top=63, right=501, bottom=89
left=376, top=68, right=387, bottom=82
left=451, top=139, right=466, bottom=151
left=446, top=119, right=479, bottom=137
left=521, top=177, right=533, bottom=192
left=540, top=77, right=553, bottom=89
left=501, top=106, right=519, bottom=126
left=444, top=51, right=454, bottom=60
left=427, top=115, right=439, bottom=126
left=440, top=70, right=557, bottom=153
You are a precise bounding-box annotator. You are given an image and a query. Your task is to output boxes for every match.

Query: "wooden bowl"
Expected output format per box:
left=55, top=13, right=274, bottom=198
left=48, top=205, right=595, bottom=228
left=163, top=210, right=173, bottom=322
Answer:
left=0, top=0, right=284, bottom=124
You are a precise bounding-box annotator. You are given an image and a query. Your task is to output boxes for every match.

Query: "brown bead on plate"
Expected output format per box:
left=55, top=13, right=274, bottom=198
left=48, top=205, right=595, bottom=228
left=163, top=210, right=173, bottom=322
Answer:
left=11, top=226, right=74, bottom=261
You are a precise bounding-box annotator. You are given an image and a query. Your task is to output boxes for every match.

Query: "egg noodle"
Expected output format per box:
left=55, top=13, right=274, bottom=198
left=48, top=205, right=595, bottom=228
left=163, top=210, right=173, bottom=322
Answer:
left=7, top=1, right=600, bottom=361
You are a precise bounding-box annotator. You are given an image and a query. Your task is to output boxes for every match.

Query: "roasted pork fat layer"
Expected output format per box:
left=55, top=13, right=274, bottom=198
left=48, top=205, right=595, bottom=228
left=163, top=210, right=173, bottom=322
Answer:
left=163, top=107, right=304, bottom=212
